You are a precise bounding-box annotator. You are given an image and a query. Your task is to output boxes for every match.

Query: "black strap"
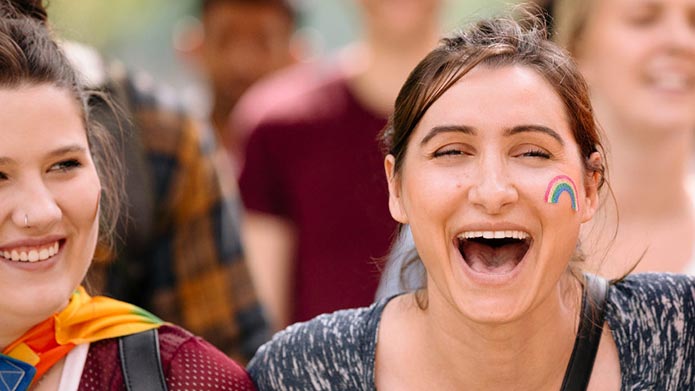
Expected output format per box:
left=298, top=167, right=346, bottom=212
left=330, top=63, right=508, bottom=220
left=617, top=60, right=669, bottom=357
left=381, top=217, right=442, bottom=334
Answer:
left=560, top=274, right=609, bottom=391
left=118, top=329, right=168, bottom=391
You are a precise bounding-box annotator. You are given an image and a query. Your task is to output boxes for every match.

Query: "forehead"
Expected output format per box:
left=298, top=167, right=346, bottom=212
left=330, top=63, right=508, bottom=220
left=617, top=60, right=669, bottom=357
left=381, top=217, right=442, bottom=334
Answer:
left=416, top=64, right=571, bottom=140
left=0, top=85, right=87, bottom=151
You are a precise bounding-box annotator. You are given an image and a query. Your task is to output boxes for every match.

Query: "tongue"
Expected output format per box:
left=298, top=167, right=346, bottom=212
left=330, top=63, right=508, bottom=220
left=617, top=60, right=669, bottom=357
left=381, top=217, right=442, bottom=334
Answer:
left=462, top=241, right=525, bottom=274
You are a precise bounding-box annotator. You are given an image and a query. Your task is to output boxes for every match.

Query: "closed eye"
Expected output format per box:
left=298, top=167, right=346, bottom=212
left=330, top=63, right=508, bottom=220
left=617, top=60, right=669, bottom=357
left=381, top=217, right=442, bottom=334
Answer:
left=521, top=149, right=551, bottom=159
left=433, top=149, right=466, bottom=158
left=432, top=144, right=475, bottom=158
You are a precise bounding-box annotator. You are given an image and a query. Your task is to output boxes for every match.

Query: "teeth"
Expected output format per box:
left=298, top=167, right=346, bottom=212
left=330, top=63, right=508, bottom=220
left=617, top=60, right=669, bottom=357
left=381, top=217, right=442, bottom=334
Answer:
left=649, top=71, right=692, bottom=92
left=655, top=75, right=687, bottom=90
left=459, top=231, right=529, bottom=240
left=0, top=241, right=60, bottom=263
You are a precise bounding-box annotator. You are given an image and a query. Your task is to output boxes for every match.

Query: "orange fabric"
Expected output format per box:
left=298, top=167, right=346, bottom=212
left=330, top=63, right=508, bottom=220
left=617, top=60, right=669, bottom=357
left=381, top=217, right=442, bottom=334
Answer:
left=2, top=286, right=162, bottom=383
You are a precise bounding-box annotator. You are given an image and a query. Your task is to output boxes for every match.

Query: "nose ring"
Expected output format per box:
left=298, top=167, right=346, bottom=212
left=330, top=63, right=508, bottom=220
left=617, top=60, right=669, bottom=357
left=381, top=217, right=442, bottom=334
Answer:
left=24, top=214, right=29, bottom=228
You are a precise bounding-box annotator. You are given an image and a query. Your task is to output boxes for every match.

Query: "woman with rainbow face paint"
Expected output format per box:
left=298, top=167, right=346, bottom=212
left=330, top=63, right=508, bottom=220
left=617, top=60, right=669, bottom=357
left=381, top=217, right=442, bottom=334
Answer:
left=247, top=9, right=695, bottom=390
left=0, top=1, right=254, bottom=390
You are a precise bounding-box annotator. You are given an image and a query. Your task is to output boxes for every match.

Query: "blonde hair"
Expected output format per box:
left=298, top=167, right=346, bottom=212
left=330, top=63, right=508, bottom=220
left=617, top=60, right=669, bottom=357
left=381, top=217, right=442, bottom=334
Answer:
left=552, top=0, right=594, bottom=54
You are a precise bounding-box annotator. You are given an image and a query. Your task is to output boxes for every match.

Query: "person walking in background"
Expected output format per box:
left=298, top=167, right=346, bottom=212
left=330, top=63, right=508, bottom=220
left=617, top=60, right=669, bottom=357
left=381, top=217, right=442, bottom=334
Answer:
left=0, top=1, right=256, bottom=388
left=552, top=0, right=695, bottom=275
left=183, top=0, right=299, bottom=166
left=62, top=23, right=270, bottom=365
left=235, top=0, right=443, bottom=329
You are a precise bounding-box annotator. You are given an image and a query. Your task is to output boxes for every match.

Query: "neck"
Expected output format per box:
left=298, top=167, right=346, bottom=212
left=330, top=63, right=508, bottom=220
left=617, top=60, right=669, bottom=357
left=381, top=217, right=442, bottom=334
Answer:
left=343, top=25, right=440, bottom=116
left=418, top=277, right=581, bottom=390
left=0, top=317, right=36, bottom=352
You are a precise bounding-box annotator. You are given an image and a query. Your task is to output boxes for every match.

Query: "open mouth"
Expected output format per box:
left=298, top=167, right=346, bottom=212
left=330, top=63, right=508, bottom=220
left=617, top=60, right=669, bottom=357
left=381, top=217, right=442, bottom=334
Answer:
left=457, top=231, right=531, bottom=275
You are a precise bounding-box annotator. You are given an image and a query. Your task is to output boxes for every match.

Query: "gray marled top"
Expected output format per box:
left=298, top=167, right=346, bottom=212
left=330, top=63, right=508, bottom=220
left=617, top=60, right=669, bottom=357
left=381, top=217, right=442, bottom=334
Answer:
left=248, top=273, right=695, bottom=390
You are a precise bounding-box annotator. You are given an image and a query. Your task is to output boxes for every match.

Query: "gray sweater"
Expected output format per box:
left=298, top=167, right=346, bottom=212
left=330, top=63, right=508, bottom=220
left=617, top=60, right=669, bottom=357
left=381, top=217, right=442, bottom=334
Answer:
left=248, top=274, right=695, bottom=390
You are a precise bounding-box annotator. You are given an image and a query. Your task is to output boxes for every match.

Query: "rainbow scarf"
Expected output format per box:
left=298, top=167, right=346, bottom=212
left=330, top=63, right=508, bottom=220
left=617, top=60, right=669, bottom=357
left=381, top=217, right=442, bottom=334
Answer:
left=0, top=286, right=162, bottom=389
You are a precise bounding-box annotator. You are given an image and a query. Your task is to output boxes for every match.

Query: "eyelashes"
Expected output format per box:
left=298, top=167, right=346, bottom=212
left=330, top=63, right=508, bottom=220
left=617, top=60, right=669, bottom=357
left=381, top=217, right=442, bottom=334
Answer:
left=520, top=149, right=551, bottom=159
left=49, top=159, right=83, bottom=173
left=432, top=149, right=469, bottom=158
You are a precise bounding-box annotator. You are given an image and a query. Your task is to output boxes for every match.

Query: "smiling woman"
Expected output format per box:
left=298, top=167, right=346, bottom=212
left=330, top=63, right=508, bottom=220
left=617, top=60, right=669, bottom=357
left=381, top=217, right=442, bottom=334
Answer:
left=0, top=1, right=255, bottom=390
left=554, top=0, right=695, bottom=276
left=247, top=9, right=695, bottom=391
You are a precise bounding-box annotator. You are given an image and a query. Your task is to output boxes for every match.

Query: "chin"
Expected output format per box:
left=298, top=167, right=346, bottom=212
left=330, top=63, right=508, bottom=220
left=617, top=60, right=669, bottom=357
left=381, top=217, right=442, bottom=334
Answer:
left=24, top=280, right=75, bottom=316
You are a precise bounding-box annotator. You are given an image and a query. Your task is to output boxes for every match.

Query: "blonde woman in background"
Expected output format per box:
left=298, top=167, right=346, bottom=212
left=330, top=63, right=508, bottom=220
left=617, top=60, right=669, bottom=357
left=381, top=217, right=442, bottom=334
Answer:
left=553, top=0, right=695, bottom=275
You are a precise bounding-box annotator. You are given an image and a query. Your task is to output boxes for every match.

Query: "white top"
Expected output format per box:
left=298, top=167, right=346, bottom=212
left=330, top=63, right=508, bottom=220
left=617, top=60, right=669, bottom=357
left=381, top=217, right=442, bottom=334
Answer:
left=57, top=343, right=89, bottom=391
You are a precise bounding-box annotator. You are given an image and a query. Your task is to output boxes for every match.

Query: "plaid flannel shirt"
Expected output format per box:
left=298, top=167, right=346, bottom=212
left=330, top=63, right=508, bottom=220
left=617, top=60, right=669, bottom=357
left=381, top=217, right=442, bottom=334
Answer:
left=85, top=59, right=269, bottom=363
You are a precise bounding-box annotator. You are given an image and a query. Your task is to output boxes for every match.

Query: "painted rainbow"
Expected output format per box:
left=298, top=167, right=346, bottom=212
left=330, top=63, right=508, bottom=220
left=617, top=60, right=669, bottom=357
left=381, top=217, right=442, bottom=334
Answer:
left=544, top=175, right=578, bottom=211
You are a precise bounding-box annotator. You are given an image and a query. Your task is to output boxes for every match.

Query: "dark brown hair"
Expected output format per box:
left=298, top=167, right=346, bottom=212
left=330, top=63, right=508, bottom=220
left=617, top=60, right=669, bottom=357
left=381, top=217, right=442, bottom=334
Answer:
left=379, top=9, right=607, bottom=297
left=0, top=0, right=122, bottom=258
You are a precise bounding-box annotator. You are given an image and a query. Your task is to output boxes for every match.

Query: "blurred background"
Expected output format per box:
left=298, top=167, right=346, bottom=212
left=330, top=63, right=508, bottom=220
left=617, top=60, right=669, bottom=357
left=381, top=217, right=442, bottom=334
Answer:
left=47, top=0, right=513, bottom=93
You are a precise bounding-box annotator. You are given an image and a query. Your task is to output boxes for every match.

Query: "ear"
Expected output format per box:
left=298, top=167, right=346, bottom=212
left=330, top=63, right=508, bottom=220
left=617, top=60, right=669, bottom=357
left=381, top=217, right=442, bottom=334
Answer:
left=580, top=152, right=602, bottom=223
left=385, top=155, right=408, bottom=224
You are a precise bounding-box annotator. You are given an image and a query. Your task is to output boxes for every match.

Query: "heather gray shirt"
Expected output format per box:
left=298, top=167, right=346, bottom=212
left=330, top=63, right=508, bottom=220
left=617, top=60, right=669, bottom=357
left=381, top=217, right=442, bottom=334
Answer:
left=248, top=274, right=695, bottom=390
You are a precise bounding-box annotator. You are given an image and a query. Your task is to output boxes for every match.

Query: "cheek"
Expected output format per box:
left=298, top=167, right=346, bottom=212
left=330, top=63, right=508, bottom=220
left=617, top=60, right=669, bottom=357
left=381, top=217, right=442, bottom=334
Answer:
left=58, top=171, right=101, bottom=233
left=401, top=168, right=467, bottom=222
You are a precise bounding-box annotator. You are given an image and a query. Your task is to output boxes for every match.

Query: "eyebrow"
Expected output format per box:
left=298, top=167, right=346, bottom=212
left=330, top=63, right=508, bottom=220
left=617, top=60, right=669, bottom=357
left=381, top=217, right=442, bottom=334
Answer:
left=419, top=123, right=565, bottom=147
left=47, top=144, right=88, bottom=158
left=504, top=125, right=565, bottom=146
left=0, top=144, right=88, bottom=165
left=420, top=125, right=476, bottom=146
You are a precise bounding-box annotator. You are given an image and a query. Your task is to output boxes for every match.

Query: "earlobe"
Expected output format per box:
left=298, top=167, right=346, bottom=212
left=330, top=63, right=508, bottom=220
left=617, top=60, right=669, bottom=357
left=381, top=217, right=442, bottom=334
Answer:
left=384, top=155, right=408, bottom=224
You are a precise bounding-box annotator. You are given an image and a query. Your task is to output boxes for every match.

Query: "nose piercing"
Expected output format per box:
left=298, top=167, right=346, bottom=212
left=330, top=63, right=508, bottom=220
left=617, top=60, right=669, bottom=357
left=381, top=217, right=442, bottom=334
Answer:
left=24, top=214, right=29, bottom=228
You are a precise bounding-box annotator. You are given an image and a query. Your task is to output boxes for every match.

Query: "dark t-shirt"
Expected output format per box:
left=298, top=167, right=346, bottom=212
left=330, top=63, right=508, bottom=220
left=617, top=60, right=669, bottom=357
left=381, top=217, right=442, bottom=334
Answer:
left=248, top=273, right=695, bottom=390
left=239, top=69, right=397, bottom=323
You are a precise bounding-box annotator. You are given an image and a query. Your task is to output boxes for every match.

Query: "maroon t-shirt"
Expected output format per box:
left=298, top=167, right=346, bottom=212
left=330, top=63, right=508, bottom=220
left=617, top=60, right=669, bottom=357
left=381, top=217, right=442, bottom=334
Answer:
left=238, top=70, right=397, bottom=323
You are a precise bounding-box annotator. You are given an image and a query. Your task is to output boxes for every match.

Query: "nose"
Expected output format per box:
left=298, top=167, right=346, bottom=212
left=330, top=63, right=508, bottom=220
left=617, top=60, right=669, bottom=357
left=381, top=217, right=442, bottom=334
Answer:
left=11, top=180, right=61, bottom=231
left=467, top=156, right=518, bottom=215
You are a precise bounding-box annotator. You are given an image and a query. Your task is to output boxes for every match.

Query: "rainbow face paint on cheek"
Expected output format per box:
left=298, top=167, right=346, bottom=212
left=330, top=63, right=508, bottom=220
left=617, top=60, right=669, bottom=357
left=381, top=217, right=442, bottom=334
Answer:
left=544, top=175, right=578, bottom=212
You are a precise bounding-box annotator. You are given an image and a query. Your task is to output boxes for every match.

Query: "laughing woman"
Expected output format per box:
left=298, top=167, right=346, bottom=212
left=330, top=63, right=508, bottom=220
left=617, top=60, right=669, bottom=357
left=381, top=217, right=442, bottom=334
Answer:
left=248, top=11, right=695, bottom=391
left=0, top=1, right=255, bottom=390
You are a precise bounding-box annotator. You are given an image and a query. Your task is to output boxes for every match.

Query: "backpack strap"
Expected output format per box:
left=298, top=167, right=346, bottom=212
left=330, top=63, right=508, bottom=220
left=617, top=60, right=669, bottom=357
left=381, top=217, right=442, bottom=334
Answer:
left=560, top=273, right=609, bottom=391
left=118, top=329, right=168, bottom=391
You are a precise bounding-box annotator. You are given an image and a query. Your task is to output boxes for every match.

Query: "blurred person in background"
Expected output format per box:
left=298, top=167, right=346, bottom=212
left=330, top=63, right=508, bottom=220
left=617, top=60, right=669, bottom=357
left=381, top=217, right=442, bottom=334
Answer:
left=181, top=0, right=299, bottom=166
left=234, top=0, right=443, bottom=329
left=553, top=0, right=695, bottom=276
left=61, top=22, right=271, bottom=364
